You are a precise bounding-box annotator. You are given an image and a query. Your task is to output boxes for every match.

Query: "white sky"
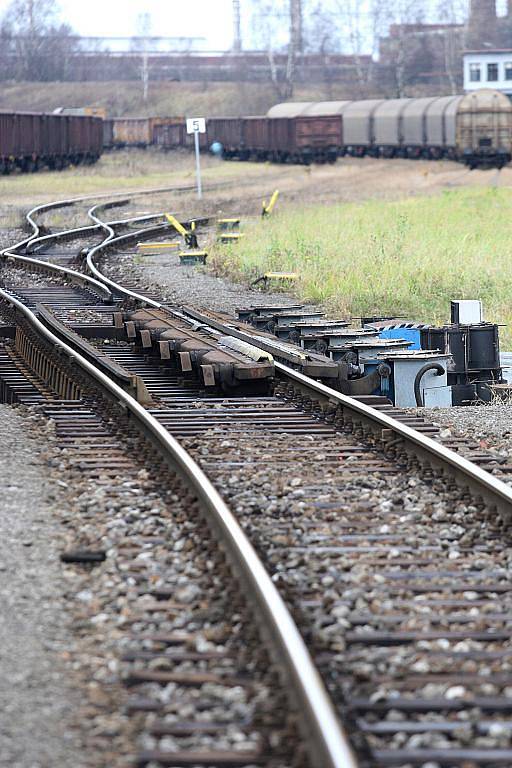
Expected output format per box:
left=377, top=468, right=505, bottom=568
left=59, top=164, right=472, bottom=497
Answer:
left=0, top=0, right=238, bottom=49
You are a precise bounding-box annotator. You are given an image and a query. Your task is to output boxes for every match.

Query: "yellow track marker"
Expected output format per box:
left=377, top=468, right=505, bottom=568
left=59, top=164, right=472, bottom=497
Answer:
left=179, top=250, right=208, bottom=265
left=264, top=271, right=297, bottom=280
left=217, top=218, right=241, bottom=230
left=138, top=242, right=179, bottom=250
left=218, top=232, right=244, bottom=242
left=251, top=270, right=298, bottom=288
left=165, top=213, right=188, bottom=237
left=262, top=190, right=280, bottom=217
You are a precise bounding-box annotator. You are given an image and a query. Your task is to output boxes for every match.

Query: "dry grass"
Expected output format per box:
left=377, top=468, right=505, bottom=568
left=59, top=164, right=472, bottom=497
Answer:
left=0, top=80, right=347, bottom=118
left=0, top=149, right=252, bottom=213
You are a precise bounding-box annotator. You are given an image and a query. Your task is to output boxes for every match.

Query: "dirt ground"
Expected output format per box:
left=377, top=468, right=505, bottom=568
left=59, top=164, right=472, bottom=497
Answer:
left=1, top=152, right=509, bottom=229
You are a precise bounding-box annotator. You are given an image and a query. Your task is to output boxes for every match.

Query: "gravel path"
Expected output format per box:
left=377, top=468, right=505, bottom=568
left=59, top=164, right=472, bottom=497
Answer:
left=0, top=405, right=81, bottom=768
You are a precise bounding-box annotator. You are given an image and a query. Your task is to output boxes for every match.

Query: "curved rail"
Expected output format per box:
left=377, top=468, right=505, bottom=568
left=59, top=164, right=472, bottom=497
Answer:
left=84, top=203, right=512, bottom=518
left=0, top=203, right=359, bottom=768
left=0, top=217, right=113, bottom=301
left=8, top=190, right=512, bottom=764
left=87, top=202, right=164, bottom=305
left=1, top=197, right=179, bottom=303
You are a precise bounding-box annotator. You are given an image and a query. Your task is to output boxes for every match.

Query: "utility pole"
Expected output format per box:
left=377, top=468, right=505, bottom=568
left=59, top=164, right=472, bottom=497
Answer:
left=233, top=0, right=242, bottom=52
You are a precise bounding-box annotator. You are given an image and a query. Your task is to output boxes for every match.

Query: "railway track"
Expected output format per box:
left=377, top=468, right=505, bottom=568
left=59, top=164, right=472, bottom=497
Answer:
left=1, top=192, right=512, bottom=767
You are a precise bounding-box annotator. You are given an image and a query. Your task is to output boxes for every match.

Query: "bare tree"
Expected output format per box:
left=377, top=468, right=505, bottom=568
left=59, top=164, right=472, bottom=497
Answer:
left=375, top=0, right=427, bottom=96
left=305, top=2, right=338, bottom=54
left=250, top=0, right=299, bottom=99
left=330, top=0, right=371, bottom=95
left=233, top=0, right=242, bottom=52
left=435, top=0, right=468, bottom=92
left=0, top=0, right=76, bottom=81
left=284, top=0, right=303, bottom=97
left=133, top=12, right=152, bottom=102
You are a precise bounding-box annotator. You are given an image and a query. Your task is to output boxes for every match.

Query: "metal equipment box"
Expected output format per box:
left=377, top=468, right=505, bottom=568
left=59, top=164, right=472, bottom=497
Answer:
left=381, top=351, right=451, bottom=408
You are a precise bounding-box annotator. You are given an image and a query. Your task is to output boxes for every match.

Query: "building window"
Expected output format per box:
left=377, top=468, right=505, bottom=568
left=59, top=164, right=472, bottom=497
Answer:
left=487, top=62, right=499, bottom=81
left=505, top=62, right=512, bottom=80
left=469, top=63, right=481, bottom=82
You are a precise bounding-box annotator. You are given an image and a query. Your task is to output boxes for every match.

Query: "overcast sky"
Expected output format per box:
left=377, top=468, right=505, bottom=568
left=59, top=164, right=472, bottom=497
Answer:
left=0, top=0, right=237, bottom=48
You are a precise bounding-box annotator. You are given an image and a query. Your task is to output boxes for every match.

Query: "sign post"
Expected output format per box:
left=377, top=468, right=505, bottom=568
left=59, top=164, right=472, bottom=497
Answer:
left=186, top=117, right=206, bottom=200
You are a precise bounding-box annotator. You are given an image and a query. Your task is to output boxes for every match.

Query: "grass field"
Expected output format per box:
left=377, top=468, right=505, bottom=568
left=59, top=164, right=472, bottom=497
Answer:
left=212, top=186, right=512, bottom=346
left=0, top=149, right=230, bottom=199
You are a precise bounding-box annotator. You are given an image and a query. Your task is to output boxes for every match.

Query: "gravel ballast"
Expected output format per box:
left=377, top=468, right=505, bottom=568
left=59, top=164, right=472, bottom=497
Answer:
left=0, top=405, right=81, bottom=768
left=418, top=404, right=512, bottom=455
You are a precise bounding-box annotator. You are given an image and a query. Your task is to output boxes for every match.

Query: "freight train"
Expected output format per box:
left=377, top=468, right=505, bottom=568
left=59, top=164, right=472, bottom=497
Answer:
left=0, top=111, right=103, bottom=173
left=4, top=89, right=509, bottom=173
left=265, top=90, right=512, bottom=168
left=105, top=88, right=512, bottom=168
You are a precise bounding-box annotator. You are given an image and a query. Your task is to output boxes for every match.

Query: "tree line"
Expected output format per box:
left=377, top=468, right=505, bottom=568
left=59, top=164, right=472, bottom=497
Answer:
left=0, top=0, right=474, bottom=97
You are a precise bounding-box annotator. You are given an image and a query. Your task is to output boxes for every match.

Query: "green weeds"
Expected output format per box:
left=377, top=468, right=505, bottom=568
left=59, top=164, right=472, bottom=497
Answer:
left=211, top=187, right=512, bottom=346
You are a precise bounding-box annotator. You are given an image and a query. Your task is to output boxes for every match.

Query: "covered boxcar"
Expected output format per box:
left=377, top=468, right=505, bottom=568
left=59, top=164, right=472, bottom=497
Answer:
left=331, top=100, right=384, bottom=155
left=241, top=117, right=269, bottom=159
left=268, top=116, right=341, bottom=163
left=457, top=90, right=512, bottom=167
left=263, top=102, right=343, bottom=162
left=267, top=89, right=512, bottom=167
left=400, top=97, right=440, bottom=158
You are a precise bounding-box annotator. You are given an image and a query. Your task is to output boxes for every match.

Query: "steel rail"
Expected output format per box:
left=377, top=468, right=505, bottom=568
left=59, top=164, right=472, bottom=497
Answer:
left=1, top=179, right=223, bottom=266
left=0, top=282, right=359, bottom=768
left=84, top=204, right=512, bottom=518
left=1, top=200, right=180, bottom=303
left=183, top=306, right=512, bottom=518
left=1, top=216, right=115, bottom=300
left=275, top=361, right=512, bottom=516
left=87, top=202, right=166, bottom=305
left=10, top=193, right=512, bottom=761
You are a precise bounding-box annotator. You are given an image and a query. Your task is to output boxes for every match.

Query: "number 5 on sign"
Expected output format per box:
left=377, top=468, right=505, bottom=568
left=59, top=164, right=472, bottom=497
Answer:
left=186, top=117, right=206, bottom=200
left=186, top=118, right=206, bottom=134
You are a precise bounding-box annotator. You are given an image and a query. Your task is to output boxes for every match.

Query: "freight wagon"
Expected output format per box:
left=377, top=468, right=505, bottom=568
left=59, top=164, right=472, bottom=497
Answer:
left=111, top=117, right=155, bottom=148
left=152, top=121, right=185, bottom=150
left=104, top=88, right=511, bottom=168
left=0, top=111, right=103, bottom=173
left=206, top=114, right=342, bottom=163
left=103, top=117, right=114, bottom=149
left=267, top=89, right=512, bottom=167
left=110, top=117, right=186, bottom=149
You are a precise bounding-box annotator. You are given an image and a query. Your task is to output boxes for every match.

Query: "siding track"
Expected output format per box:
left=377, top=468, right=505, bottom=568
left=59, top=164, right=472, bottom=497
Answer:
left=1, top=191, right=512, bottom=767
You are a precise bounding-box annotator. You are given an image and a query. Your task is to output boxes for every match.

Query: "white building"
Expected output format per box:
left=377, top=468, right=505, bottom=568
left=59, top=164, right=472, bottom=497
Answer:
left=464, top=50, right=512, bottom=96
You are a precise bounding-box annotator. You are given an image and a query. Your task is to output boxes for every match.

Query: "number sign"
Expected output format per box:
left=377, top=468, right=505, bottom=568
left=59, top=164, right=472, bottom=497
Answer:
left=186, top=117, right=206, bottom=134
